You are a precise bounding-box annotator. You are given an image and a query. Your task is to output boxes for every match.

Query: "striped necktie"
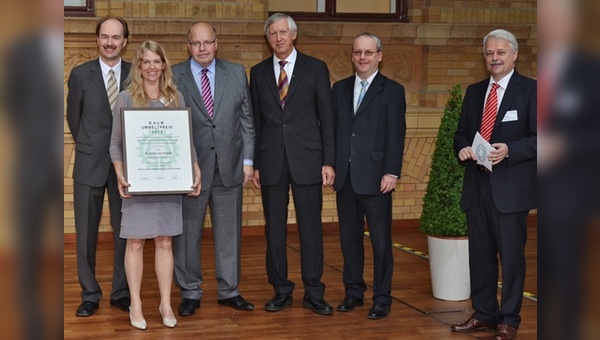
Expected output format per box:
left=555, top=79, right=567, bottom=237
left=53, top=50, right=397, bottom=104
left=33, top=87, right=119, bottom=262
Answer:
left=201, top=68, right=214, bottom=119
left=107, top=69, right=118, bottom=110
left=480, top=83, right=499, bottom=141
left=277, top=60, right=289, bottom=108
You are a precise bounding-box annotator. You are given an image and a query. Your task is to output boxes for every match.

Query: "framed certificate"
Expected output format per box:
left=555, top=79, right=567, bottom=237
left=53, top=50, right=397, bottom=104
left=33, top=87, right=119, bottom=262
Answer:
left=121, top=107, right=195, bottom=195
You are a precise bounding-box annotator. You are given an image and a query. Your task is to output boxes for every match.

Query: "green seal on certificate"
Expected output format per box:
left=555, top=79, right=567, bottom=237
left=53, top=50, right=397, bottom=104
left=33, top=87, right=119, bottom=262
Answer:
left=136, top=131, right=180, bottom=170
left=475, top=143, right=487, bottom=163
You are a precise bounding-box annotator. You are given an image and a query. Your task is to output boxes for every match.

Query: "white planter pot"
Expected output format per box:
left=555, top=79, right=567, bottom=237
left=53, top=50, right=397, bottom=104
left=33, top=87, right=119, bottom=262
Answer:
left=427, top=235, right=470, bottom=301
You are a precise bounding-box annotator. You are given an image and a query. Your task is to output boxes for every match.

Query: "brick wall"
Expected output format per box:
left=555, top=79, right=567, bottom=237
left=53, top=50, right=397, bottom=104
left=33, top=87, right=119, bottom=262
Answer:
left=64, top=0, right=537, bottom=236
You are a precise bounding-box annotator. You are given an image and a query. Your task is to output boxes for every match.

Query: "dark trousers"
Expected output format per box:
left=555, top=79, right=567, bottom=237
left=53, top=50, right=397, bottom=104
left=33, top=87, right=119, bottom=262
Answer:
left=261, top=156, right=326, bottom=299
left=74, top=166, right=128, bottom=303
left=336, top=169, right=394, bottom=305
left=467, top=171, right=528, bottom=328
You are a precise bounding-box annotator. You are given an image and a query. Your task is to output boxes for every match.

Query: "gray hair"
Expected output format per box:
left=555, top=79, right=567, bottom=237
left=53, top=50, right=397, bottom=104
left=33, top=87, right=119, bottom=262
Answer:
left=483, top=29, right=518, bottom=53
left=355, top=32, right=383, bottom=52
left=264, top=13, right=298, bottom=36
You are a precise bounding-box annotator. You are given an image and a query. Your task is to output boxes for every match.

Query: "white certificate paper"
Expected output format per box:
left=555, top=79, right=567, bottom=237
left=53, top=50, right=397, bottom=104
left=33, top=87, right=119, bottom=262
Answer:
left=472, top=131, right=493, bottom=172
left=121, top=108, right=195, bottom=195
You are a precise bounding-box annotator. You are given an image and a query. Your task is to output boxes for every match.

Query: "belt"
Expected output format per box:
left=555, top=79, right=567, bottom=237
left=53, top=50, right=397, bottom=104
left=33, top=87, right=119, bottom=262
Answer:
left=477, top=165, right=491, bottom=173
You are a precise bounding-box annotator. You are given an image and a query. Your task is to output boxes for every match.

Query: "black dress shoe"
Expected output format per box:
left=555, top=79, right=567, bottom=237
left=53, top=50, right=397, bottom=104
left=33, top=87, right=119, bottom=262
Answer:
left=264, top=293, right=293, bottom=312
left=367, top=302, right=390, bottom=319
left=218, top=295, right=255, bottom=311
left=302, top=296, right=333, bottom=315
left=178, top=298, right=201, bottom=316
left=76, top=301, right=99, bottom=317
left=109, top=297, right=131, bottom=312
left=337, top=296, right=364, bottom=312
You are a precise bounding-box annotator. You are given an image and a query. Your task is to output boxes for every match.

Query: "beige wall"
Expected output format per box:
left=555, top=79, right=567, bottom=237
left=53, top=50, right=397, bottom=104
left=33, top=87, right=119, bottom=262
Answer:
left=64, top=0, right=537, bottom=235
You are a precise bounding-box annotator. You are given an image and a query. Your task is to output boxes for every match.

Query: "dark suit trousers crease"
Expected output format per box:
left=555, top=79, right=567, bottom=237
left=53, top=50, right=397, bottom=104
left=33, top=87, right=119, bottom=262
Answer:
left=74, top=166, right=128, bottom=302
left=467, top=171, right=528, bottom=328
left=336, top=168, right=394, bottom=305
left=261, top=154, right=326, bottom=299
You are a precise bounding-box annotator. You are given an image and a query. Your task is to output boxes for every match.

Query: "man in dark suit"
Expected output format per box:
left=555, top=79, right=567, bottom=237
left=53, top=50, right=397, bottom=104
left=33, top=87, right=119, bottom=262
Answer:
left=451, top=29, right=536, bottom=340
left=172, top=22, right=256, bottom=316
left=66, top=16, right=131, bottom=317
left=332, top=32, right=406, bottom=320
left=249, top=13, right=335, bottom=315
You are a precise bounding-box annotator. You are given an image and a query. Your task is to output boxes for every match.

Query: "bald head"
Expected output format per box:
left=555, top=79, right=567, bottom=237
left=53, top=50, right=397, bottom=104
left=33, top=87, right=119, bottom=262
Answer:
left=187, top=22, right=218, bottom=67
left=187, top=22, right=216, bottom=42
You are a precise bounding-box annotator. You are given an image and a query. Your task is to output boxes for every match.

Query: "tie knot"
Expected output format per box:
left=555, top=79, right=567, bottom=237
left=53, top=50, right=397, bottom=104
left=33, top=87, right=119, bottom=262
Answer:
left=279, top=60, right=287, bottom=68
left=491, top=83, right=499, bottom=91
left=360, top=80, right=368, bottom=88
left=201, top=68, right=209, bottom=75
left=109, top=69, right=115, bottom=77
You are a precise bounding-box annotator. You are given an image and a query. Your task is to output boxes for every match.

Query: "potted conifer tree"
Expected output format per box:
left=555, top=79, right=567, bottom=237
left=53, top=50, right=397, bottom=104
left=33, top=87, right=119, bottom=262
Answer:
left=419, top=84, right=470, bottom=301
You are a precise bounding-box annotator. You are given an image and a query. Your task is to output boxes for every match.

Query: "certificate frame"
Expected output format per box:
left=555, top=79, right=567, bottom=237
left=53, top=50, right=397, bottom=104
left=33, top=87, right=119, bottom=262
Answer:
left=121, top=107, right=195, bottom=195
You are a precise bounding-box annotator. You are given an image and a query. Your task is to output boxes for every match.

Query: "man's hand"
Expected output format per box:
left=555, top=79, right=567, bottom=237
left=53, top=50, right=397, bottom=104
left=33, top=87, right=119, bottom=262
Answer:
left=380, top=174, right=397, bottom=194
left=251, top=169, right=261, bottom=189
left=489, top=143, right=509, bottom=165
left=322, top=166, right=335, bottom=187
left=188, top=163, right=202, bottom=197
left=243, top=165, right=254, bottom=186
left=458, top=146, right=477, bottom=161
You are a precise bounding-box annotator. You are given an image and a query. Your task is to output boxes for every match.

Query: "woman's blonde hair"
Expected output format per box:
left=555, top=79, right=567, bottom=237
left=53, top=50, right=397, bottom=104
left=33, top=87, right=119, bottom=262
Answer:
left=125, top=40, right=179, bottom=107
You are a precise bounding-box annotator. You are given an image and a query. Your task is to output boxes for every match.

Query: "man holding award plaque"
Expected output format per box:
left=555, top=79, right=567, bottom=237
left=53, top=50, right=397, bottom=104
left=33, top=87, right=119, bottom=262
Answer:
left=452, top=29, right=536, bottom=340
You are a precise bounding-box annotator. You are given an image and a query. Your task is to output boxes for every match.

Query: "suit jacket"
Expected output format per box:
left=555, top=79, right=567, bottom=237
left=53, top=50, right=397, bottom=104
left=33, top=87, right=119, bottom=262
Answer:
left=173, top=58, right=255, bottom=188
left=249, top=51, right=335, bottom=186
left=67, top=58, right=131, bottom=187
left=332, top=72, right=406, bottom=195
left=454, top=71, right=537, bottom=213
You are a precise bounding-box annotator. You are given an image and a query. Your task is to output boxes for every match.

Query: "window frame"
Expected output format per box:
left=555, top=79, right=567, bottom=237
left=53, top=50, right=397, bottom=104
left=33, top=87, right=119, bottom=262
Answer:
left=64, top=0, right=95, bottom=17
left=268, top=0, right=408, bottom=23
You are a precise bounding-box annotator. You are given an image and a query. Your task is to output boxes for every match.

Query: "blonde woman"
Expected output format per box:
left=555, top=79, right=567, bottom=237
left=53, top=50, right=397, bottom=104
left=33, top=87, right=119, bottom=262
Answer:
left=109, top=40, right=201, bottom=330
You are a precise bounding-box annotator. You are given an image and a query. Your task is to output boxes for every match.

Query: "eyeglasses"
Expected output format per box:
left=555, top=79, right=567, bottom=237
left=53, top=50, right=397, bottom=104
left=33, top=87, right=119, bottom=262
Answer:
left=189, top=39, right=216, bottom=48
left=352, top=50, right=379, bottom=57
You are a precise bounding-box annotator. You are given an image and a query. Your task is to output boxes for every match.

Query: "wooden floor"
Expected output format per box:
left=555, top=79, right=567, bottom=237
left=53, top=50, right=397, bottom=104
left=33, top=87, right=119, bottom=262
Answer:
left=64, top=222, right=537, bottom=339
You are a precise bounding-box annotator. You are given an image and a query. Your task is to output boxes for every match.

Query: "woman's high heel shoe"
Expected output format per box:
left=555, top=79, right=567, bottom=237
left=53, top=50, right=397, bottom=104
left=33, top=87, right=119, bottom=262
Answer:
left=159, top=305, right=177, bottom=328
left=129, top=307, right=147, bottom=330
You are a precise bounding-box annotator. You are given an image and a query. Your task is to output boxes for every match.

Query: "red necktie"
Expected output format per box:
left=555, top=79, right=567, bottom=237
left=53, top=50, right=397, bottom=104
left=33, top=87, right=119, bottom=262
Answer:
left=480, top=83, right=500, bottom=141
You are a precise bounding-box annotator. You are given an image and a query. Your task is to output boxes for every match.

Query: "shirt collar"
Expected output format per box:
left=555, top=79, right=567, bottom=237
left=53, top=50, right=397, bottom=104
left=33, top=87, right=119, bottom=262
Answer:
left=490, top=69, right=514, bottom=90
left=190, top=57, right=216, bottom=75
left=273, top=48, right=297, bottom=67
left=354, top=70, right=379, bottom=87
left=99, top=57, right=122, bottom=77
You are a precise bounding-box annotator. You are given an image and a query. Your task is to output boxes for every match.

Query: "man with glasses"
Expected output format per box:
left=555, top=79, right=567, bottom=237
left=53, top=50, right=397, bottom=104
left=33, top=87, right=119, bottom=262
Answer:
left=249, top=13, right=335, bottom=315
left=332, top=32, right=406, bottom=319
left=172, top=21, right=256, bottom=316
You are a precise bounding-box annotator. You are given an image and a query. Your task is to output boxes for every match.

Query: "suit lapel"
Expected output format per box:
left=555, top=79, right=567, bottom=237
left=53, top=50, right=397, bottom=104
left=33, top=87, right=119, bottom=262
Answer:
left=340, top=78, right=354, bottom=118
left=213, top=59, right=228, bottom=119
left=90, top=59, right=111, bottom=111
left=177, top=60, right=210, bottom=118
left=355, top=72, right=384, bottom=117
left=261, top=58, right=280, bottom=107
left=474, top=80, right=488, bottom=129
left=285, top=53, right=305, bottom=104
left=494, top=72, right=522, bottom=133
left=120, top=62, right=131, bottom=89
